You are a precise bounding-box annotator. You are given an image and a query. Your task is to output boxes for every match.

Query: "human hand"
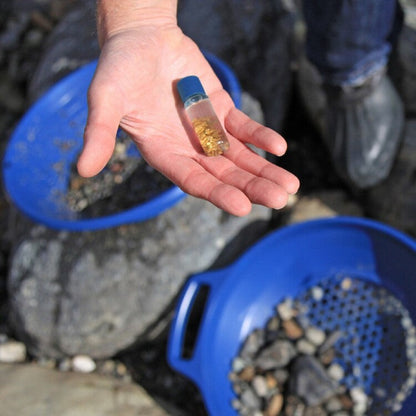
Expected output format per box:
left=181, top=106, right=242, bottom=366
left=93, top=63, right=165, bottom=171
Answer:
left=77, top=18, right=299, bottom=216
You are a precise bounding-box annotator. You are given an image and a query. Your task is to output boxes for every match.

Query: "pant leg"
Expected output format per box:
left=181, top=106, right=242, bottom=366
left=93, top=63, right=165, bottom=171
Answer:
left=302, top=0, right=403, bottom=86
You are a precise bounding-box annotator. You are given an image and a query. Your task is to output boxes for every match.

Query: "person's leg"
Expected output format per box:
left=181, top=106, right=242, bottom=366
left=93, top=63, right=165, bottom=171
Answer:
left=301, top=0, right=405, bottom=189
left=303, top=0, right=400, bottom=86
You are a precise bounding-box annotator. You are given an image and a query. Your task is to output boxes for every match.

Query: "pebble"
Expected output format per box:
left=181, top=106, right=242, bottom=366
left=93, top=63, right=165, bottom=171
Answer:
left=305, top=326, right=326, bottom=346
left=115, top=361, right=128, bottom=377
left=311, top=286, right=324, bottom=301
left=264, top=393, right=283, bottom=416
left=240, top=330, right=265, bottom=360
left=296, top=338, right=316, bottom=355
left=319, top=347, right=336, bottom=366
left=58, top=358, right=72, bottom=372
left=276, top=298, right=296, bottom=321
left=325, top=397, right=343, bottom=412
left=289, top=355, right=338, bottom=406
left=252, top=375, right=268, bottom=397
left=265, top=373, right=278, bottom=390
left=240, top=386, right=261, bottom=410
left=71, top=355, right=96, bottom=373
left=284, top=395, right=306, bottom=416
left=99, top=359, right=116, bottom=375
left=231, top=398, right=242, bottom=410
left=349, top=387, right=367, bottom=405
left=282, top=318, right=304, bottom=340
left=337, top=394, right=354, bottom=411
left=318, top=330, right=343, bottom=354
left=0, top=341, right=27, bottom=363
left=266, top=316, right=280, bottom=332
left=327, top=362, right=345, bottom=381
left=232, top=357, right=247, bottom=373
left=304, top=405, right=326, bottom=416
left=254, top=339, right=296, bottom=370
left=340, top=277, right=352, bottom=290
left=238, top=365, right=255, bottom=382
left=272, top=368, right=289, bottom=386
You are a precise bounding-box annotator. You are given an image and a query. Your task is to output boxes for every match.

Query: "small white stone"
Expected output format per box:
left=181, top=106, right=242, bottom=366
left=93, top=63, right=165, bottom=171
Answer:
left=406, top=335, right=416, bottom=347
left=410, top=365, right=416, bottom=377
left=341, top=277, right=353, bottom=290
left=311, top=286, right=324, bottom=301
left=305, top=326, right=326, bottom=346
left=402, top=316, right=414, bottom=330
left=325, top=397, right=343, bottom=412
left=350, top=387, right=368, bottom=405
left=0, top=341, right=27, bottom=363
left=327, top=362, right=344, bottom=381
left=353, top=401, right=367, bottom=415
left=72, top=355, right=96, bottom=373
left=296, top=338, right=316, bottom=355
left=395, top=391, right=407, bottom=404
left=405, top=375, right=416, bottom=389
left=392, top=402, right=404, bottom=413
left=231, top=399, right=242, bottom=410
left=276, top=298, right=295, bottom=320
left=252, top=375, right=268, bottom=397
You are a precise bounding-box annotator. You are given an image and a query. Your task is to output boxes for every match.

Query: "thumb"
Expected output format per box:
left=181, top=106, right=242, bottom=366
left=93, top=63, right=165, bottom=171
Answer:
left=77, top=82, right=123, bottom=177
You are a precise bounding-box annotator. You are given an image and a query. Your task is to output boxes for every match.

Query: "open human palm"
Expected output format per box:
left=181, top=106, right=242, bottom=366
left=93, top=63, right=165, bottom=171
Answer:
left=77, top=26, right=299, bottom=216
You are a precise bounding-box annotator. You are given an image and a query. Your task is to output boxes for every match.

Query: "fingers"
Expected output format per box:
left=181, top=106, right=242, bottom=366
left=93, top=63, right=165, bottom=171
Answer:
left=161, top=155, right=253, bottom=216
left=77, top=77, right=123, bottom=178
left=227, top=146, right=300, bottom=195
left=225, top=107, right=288, bottom=156
left=199, top=156, right=290, bottom=210
left=223, top=108, right=300, bottom=195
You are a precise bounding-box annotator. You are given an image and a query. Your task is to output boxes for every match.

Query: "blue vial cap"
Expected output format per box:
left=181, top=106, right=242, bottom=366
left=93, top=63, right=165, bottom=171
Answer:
left=177, top=76, right=206, bottom=104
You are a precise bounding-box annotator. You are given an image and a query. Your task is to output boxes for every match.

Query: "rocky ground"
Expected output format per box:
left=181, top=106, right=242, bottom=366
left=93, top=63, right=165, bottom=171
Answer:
left=0, top=1, right=415, bottom=416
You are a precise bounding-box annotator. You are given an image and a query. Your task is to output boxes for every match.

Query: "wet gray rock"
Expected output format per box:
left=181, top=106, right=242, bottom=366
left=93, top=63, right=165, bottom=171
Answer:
left=0, top=362, right=171, bottom=416
left=8, top=198, right=270, bottom=359
left=254, top=339, right=297, bottom=370
left=289, top=355, right=338, bottom=406
left=28, top=0, right=98, bottom=102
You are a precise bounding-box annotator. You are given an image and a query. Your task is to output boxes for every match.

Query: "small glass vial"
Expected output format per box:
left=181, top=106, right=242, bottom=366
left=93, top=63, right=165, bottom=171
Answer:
left=177, top=75, right=230, bottom=156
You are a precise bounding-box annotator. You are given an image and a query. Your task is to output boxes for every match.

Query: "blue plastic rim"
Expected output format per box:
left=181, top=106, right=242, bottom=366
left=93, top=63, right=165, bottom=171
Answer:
left=2, top=53, right=241, bottom=231
left=167, top=216, right=416, bottom=416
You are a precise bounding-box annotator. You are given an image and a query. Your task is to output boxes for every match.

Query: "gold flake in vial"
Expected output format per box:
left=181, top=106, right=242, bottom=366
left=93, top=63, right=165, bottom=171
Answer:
left=192, top=117, right=230, bottom=156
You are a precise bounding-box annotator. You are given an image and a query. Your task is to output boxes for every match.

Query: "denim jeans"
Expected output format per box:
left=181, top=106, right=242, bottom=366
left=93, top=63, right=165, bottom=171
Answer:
left=302, top=0, right=403, bottom=86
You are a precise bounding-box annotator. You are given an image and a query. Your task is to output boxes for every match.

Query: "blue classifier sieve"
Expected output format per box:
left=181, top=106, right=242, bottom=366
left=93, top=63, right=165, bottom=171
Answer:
left=168, top=216, right=416, bottom=415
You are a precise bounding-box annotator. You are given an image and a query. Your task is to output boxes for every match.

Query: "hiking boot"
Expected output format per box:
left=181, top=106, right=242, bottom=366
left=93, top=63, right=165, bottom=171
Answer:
left=297, top=60, right=404, bottom=189
left=364, top=119, right=416, bottom=236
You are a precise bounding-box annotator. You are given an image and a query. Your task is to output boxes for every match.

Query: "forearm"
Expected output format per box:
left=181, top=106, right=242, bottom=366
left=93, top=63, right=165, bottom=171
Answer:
left=97, top=0, right=178, bottom=45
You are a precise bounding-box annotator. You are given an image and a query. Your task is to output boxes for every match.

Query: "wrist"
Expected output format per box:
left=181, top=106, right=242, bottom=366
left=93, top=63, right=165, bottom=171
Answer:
left=97, top=0, right=178, bottom=45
